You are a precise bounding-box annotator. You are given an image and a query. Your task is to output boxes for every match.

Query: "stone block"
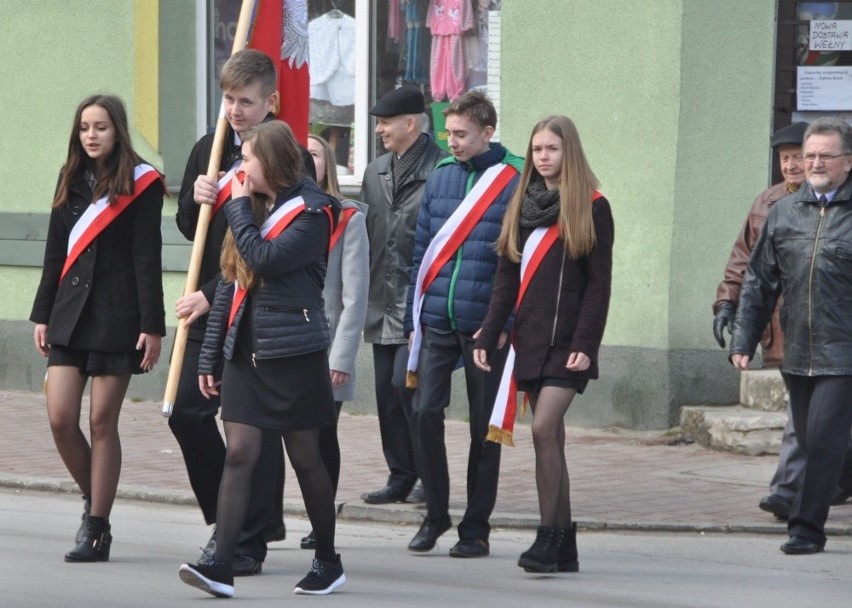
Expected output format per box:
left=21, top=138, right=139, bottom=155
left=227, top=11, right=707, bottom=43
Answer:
left=679, top=405, right=787, bottom=455
left=740, top=369, right=787, bottom=412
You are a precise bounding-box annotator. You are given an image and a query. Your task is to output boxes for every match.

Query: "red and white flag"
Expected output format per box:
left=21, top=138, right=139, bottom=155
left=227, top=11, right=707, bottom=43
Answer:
left=249, top=0, right=310, bottom=145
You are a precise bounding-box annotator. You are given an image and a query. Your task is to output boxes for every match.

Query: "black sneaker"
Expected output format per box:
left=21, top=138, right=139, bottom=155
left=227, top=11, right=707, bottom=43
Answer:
left=293, top=554, right=346, bottom=595
left=179, top=558, right=235, bottom=598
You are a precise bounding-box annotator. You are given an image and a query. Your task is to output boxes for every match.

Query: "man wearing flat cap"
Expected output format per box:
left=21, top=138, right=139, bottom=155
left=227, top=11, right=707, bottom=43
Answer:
left=359, top=86, right=448, bottom=505
left=713, top=120, right=852, bottom=523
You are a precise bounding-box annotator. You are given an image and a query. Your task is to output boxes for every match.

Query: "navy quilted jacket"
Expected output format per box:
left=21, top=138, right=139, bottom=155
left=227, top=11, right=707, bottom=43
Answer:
left=404, top=143, right=522, bottom=335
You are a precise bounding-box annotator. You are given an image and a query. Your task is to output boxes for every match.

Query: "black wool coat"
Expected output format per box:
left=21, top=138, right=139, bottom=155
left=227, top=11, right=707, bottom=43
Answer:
left=30, top=171, right=167, bottom=352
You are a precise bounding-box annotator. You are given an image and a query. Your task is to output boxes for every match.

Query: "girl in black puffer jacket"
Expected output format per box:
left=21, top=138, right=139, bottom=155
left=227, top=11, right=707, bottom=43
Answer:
left=180, top=121, right=345, bottom=598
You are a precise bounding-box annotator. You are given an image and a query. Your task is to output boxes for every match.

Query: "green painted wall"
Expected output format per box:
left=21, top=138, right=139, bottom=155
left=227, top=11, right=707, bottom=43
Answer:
left=671, top=0, right=777, bottom=350
left=501, top=0, right=683, bottom=351
left=1, top=1, right=137, bottom=212
left=159, top=0, right=199, bottom=190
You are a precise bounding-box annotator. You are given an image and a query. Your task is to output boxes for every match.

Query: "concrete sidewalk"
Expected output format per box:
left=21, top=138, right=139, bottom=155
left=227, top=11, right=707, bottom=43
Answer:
left=2, top=389, right=851, bottom=536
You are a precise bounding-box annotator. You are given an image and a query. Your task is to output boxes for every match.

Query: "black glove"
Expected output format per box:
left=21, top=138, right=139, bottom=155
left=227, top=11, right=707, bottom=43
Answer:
left=713, top=302, right=736, bottom=348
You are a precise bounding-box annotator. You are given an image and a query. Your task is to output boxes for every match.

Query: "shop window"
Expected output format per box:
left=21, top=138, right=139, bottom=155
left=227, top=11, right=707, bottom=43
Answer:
left=207, top=1, right=502, bottom=185
left=773, top=1, right=852, bottom=177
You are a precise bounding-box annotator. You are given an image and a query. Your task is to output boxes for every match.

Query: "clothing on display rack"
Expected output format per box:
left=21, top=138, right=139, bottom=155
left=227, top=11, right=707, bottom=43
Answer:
left=309, top=8, right=356, bottom=125
left=427, top=0, right=474, bottom=101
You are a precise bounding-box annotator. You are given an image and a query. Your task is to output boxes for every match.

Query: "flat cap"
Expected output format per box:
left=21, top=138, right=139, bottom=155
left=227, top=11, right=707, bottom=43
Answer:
left=369, top=85, right=425, bottom=117
left=771, top=122, right=808, bottom=149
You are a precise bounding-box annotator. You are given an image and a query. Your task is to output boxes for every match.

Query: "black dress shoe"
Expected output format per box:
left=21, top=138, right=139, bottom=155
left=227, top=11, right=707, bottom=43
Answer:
left=780, top=536, right=824, bottom=555
left=449, top=538, right=489, bottom=558
left=406, top=481, right=426, bottom=504
left=300, top=530, right=317, bottom=550
left=232, top=554, right=263, bottom=576
left=830, top=486, right=852, bottom=506
left=758, top=494, right=791, bottom=520
left=408, top=515, right=452, bottom=552
left=361, top=486, right=407, bottom=504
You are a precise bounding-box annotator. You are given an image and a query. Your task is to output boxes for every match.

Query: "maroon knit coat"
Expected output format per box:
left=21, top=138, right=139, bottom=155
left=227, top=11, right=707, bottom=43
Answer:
left=475, top=197, right=614, bottom=383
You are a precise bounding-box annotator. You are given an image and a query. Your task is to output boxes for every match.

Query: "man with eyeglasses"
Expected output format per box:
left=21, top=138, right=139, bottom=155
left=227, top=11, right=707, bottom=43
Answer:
left=713, top=122, right=852, bottom=521
left=731, top=117, right=852, bottom=555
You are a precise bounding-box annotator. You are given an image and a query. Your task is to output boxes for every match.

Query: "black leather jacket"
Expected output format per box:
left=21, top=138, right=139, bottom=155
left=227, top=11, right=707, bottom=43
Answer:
left=731, top=173, right=852, bottom=375
left=359, top=137, right=448, bottom=344
left=198, top=179, right=340, bottom=376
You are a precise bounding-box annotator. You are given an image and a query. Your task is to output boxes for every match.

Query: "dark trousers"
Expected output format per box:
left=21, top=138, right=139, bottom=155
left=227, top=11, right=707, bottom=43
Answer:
left=770, top=401, right=852, bottom=499
left=168, top=337, right=283, bottom=560
left=783, top=373, right=852, bottom=547
left=410, top=327, right=508, bottom=541
left=372, top=343, right=417, bottom=493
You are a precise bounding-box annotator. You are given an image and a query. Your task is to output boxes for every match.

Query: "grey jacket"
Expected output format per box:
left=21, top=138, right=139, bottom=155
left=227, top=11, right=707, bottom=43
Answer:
left=360, top=139, right=448, bottom=344
left=731, top=173, right=852, bottom=375
left=323, top=200, right=369, bottom=401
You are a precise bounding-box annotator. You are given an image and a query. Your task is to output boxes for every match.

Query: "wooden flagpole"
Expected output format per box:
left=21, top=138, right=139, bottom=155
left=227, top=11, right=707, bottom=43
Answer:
left=162, top=0, right=257, bottom=416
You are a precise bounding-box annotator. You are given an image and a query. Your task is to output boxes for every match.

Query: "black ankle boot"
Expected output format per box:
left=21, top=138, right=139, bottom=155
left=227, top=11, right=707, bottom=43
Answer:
left=65, top=515, right=112, bottom=562
left=75, top=495, right=91, bottom=543
left=518, top=525, right=559, bottom=573
left=557, top=523, right=579, bottom=572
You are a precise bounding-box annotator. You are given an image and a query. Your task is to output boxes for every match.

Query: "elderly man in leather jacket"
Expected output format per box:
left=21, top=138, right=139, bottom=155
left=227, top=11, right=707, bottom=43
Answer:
left=359, top=86, right=448, bottom=505
left=731, top=117, right=852, bottom=555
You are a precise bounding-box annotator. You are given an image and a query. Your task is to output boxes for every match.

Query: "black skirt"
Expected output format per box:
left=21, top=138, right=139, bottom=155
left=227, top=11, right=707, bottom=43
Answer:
left=220, top=313, right=336, bottom=432
left=48, top=344, right=145, bottom=376
left=517, top=376, right=588, bottom=395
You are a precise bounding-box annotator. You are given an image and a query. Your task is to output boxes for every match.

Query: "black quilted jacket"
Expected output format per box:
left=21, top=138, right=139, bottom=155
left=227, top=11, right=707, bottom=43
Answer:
left=198, top=178, right=340, bottom=376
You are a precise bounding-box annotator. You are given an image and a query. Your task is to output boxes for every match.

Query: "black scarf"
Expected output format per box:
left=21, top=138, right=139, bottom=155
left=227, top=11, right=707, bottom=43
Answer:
left=391, top=133, right=430, bottom=195
left=520, top=177, right=560, bottom=228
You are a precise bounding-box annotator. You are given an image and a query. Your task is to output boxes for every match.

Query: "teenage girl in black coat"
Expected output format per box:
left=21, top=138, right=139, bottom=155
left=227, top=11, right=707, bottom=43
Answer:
left=30, top=94, right=165, bottom=562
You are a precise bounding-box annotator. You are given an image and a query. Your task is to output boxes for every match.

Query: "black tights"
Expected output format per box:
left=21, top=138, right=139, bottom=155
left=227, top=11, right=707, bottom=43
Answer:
left=215, top=422, right=337, bottom=563
left=529, top=386, right=577, bottom=528
left=318, top=401, right=344, bottom=496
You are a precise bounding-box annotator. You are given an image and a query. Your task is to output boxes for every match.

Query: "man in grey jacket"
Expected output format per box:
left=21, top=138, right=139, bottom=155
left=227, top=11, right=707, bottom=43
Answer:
left=359, top=86, right=448, bottom=504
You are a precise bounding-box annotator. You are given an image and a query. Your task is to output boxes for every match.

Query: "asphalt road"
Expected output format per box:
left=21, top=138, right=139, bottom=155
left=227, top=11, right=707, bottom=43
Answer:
left=2, top=488, right=851, bottom=608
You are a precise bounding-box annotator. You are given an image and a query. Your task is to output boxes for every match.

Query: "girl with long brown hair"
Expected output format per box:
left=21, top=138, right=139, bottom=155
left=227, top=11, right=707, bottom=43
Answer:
left=179, top=121, right=345, bottom=598
left=474, top=115, right=614, bottom=573
left=30, top=94, right=165, bottom=562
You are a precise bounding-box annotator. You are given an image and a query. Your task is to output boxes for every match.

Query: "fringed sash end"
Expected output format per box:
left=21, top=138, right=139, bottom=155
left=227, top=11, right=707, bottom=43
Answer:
left=486, top=425, right=515, bottom=447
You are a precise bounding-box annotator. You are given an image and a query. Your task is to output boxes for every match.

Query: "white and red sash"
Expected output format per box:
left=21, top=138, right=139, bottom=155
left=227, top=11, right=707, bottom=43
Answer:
left=328, top=207, right=358, bottom=253
left=405, top=163, right=517, bottom=387
left=211, top=132, right=243, bottom=216
left=486, top=191, right=603, bottom=447
left=227, top=196, right=306, bottom=327
left=211, top=163, right=241, bottom=216
left=61, top=164, right=160, bottom=282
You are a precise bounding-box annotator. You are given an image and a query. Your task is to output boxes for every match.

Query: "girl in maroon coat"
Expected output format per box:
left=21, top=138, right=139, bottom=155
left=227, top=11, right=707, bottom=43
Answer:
left=474, top=115, right=614, bottom=573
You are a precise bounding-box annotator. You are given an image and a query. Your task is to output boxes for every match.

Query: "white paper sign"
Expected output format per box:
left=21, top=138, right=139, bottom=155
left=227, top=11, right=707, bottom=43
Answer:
left=809, top=20, right=852, bottom=51
left=797, top=66, right=852, bottom=111
left=487, top=11, right=501, bottom=142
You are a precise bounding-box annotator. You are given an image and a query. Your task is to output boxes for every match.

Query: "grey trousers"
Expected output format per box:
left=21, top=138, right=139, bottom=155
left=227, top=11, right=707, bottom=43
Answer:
left=770, top=400, right=852, bottom=500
